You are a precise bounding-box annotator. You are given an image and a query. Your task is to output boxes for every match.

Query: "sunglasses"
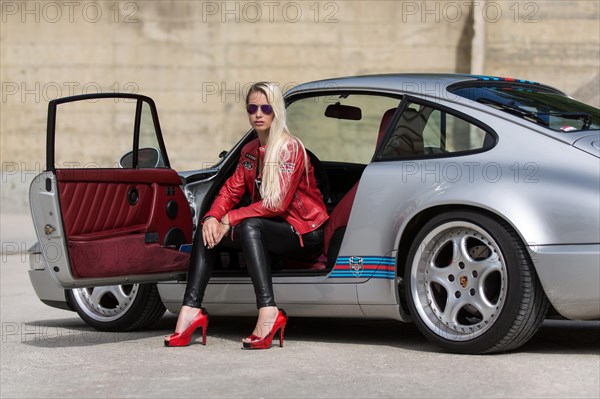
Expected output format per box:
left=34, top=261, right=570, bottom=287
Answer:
left=246, top=104, right=274, bottom=115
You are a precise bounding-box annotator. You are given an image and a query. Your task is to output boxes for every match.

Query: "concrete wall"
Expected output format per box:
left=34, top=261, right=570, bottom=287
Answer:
left=1, top=0, right=598, bottom=214
left=484, top=0, right=599, bottom=105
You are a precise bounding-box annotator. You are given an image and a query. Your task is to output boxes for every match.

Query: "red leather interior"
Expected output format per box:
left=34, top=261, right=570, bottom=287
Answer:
left=68, top=234, right=190, bottom=278
left=56, top=168, right=192, bottom=278
left=58, top=181, right=153, bottom=237
left=377, top=108, right=397, bottom=145
left=57, top=168, right=182, bottom=185
left=323, top=185, right=358, bottom=255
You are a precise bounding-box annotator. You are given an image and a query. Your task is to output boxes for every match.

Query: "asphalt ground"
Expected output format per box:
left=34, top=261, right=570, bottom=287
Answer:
left=1, top=214, right=599, bottom=398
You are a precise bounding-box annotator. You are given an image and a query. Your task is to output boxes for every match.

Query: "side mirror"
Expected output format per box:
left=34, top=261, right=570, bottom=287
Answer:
left=324, top=102, right=362, bottom=120
left=119, top=147, right=164, bottom=168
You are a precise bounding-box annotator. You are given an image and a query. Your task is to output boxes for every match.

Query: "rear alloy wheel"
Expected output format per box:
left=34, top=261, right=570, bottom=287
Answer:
left=405, top=211, right=549, bottom=354
left=67, top=283, right=165, bottom=332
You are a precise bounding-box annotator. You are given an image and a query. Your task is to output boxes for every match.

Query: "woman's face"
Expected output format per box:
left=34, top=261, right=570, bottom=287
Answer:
left=247, top=90, right=274, bottom=135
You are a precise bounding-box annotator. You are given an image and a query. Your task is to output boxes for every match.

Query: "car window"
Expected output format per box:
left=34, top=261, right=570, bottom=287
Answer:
left=138, top=102, right=166, bottom=167
left=286, top=93, right=401, bottom=164
left=379, top=101, right=492, bottom=159
left=54, top=98, right=166, bottom=168
left=449, top=83, right=600, bottom=132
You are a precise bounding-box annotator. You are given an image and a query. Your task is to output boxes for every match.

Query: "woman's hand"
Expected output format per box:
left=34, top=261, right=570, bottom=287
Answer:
left=202, top=216, right=231, bottom=249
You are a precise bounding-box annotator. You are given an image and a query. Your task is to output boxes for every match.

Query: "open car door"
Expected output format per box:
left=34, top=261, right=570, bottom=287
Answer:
left=30, top=93, right=193, bottom=288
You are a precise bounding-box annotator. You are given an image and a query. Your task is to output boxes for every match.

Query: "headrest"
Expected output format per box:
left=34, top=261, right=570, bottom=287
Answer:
left=377, top=108, right=397, bottom=145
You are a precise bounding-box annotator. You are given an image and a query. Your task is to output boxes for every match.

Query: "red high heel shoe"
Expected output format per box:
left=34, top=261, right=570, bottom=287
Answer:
left=242, top=309, right=287, bottom=350
left=164, top=308, right=209, bottom=347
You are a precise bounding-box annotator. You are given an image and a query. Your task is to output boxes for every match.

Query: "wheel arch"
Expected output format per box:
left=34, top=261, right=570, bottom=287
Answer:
left=395, top=204, right=532, bottom=309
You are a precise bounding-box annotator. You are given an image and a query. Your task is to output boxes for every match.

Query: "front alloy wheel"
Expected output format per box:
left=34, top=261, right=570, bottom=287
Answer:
left=405, top=211, right=549, bottom=354
left=67, top=283, right=166, bottom=332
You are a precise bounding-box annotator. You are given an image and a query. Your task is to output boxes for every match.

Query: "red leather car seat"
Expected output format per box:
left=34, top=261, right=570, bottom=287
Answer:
left=380, top=107, right=426, bottom=157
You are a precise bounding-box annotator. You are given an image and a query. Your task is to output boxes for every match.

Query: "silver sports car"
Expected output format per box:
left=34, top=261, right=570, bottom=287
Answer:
left=28, top=74, right=600, bottom=354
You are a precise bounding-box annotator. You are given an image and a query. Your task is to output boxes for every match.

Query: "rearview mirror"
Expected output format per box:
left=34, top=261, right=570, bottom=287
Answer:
left=119, top=147, right=164, bottom=168
left=324, top=102, right=362, bottom=120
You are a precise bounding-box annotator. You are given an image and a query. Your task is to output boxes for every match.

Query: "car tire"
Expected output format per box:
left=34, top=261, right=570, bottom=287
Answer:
left=66, top=283, right=166, bottom=332
left=405, top=210, right=549, bottom=354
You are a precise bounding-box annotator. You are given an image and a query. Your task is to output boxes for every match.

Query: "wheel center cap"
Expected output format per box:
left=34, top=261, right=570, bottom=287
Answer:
left=459, top=275, right=469, bottom=288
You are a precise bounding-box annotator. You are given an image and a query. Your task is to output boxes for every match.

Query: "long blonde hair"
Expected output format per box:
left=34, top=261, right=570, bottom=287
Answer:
left=246, top=82, right=308, bottom=210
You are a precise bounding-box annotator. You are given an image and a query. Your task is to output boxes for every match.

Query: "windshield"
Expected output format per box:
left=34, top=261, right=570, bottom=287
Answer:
left=449, top=84, right=600, bottom=132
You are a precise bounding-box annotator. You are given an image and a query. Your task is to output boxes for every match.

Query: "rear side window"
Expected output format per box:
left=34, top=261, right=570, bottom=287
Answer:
left=449, top=83, right=600, bottom=132
left=379, top=101, right=493, bottom=159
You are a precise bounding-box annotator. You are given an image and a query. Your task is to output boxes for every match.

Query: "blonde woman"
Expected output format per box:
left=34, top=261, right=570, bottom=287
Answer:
left=165, top=82, right=328, bottom=349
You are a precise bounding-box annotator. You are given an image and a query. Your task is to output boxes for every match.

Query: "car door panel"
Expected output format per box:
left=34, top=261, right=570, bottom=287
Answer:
left=58, top=180, right=153, bottom=240
left=68, top=234, right=189, bottom=278
left=31, top=93, right=194, bottom=287
left=56, top=168, right=192, bottom=278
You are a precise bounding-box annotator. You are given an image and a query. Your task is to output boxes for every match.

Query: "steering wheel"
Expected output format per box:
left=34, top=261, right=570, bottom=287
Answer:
left=306, top=149, right=331, bottom=204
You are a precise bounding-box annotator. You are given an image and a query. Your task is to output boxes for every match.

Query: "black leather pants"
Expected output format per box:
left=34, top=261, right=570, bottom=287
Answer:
left=182, top=217, right=323, bottom=309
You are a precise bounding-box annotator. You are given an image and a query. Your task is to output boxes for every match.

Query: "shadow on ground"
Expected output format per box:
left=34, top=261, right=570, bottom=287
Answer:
left=21, top=312, right=600, bottom=355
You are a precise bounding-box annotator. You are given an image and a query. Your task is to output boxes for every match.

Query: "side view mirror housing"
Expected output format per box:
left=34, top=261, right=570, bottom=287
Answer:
left=119, top=147, right=165, bottom=168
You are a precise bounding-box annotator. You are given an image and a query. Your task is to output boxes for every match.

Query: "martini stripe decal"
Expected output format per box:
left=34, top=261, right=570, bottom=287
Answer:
left=329, top=256, right=396, bottom=279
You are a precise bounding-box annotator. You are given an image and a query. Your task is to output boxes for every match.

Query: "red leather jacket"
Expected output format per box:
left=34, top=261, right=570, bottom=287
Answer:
left=204, top=138, right=328, bottom=243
